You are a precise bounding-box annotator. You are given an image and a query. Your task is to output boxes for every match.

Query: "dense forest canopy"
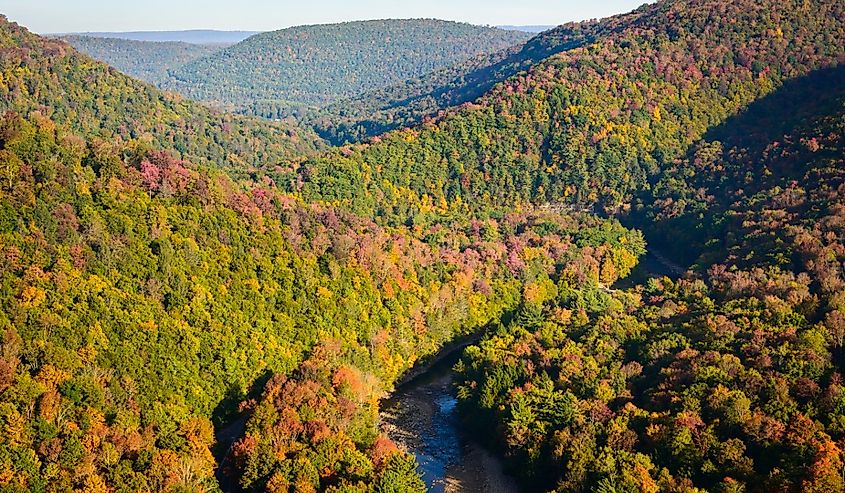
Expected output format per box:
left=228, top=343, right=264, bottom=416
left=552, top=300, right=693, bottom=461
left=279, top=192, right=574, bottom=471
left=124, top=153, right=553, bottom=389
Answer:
left=0, top=105, right=644, bottom=490
left=0, top=0, right=844, bottom=491
left=456, top=66, right=845, bottom=492
left=289, top=0, right=845, bottom=225
left=61, top=36, right=225, bottom=86
left=0, top=17, right=324, bottom=170
left=163, top=20, right=532, bottom=118
left=0, top=13, right=643, bottom=493
left=307, top=19, right=613, bottom=145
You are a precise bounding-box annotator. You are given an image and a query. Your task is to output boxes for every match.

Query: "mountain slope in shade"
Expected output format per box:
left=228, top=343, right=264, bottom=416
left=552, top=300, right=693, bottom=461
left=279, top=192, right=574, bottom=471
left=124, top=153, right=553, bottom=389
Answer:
left=0, top=16, right=323, bottom=169
left=292, top=0, right=845, bottom=223
left=643, top=64, right=845, bottom=274
left=62, top=35, right=224, bottom=85
left=165, top=19, right=532, bottom=116
left=307, top=19, right=611, bottom=144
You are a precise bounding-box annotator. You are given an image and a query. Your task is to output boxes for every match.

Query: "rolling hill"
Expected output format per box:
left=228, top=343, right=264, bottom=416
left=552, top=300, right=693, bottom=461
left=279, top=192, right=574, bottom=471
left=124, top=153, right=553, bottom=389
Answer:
left=0, top=12, right=646, bottom=492
left=0, top=16, right=323, bottom=169
left=292, top=0, right=845, bottom=222
left=164, top=19, right=532, bottom=117
left=307, top=19, right=610, bottom=144
left=0, top=12, right=645, bottom=492
left=62, top=35, right=224, bottom=85
left=1, top=0, right=845, bottom=491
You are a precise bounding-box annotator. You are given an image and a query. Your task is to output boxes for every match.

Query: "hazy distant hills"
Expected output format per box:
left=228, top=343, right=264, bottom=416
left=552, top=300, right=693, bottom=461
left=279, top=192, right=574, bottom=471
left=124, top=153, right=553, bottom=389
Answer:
left=1, top=17, right=322, bottom=169
left=56, top=29, right=260, bottom=44
left=61, top=35, right=223, bottom=84
left=62, top=19, right=580, bottom=146
left=65, top=20, right=532, bottom=119
left=163, top=20, right=532, bottom=116
left=497, top=25, right=555, bottom=33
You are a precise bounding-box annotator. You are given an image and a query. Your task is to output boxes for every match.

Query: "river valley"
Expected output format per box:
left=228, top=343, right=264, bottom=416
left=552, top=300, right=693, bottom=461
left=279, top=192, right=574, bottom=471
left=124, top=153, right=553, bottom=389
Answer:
left=214, top=249, right=686, bottom=492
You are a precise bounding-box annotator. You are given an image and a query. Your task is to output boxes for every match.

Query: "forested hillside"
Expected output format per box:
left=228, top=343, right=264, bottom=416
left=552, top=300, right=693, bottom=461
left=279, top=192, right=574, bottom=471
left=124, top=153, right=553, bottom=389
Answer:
left=1, top=0, right=845, bottom=491
left=165, top=20, right=532, bottom=118
left=0, top=13, right=647, bottom=493
left=0, top=17, right=323, bottom=169
left=286, top=1, right=845, bottom=489
left=643, top=65, right=845, bottom=272
left=291, top=0, right=845, bottom=222
left=308, top=20, right=608, bottom=144
left=454, top=63, right=845, bottom=493
left=62, top=36, right=224, bottom=85
left=0, top=108, right=644, bottom=492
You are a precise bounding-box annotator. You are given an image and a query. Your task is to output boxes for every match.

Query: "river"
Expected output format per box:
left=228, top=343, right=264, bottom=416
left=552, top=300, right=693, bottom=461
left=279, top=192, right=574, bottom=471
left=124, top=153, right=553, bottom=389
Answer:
left=216, top=249, right=685, bottom=492
left=380, top=348, right=521, bottom=493
left=379, top=248, right=686, bottom=492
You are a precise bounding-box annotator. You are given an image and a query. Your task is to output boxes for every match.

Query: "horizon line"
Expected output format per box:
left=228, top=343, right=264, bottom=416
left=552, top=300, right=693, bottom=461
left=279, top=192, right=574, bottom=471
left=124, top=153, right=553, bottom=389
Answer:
left=41, top=19, right=558, bottom=37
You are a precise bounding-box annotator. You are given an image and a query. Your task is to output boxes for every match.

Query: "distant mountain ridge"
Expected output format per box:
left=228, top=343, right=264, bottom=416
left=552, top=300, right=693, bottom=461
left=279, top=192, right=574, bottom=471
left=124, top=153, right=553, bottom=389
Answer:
left=309, top=19, right=607, bottom=144
left=52, top=29, right=260, bottom=44
left=497, top=25, right=556, bottom=33
left=0, top=16, right=323, bottom=169
left=61, top=35, right=223, bottom=84
left=293, top=0, right=845, bottom=223
left=61, top=21, right=555, bottom=135
left=163, top=19, right=533, bottom=116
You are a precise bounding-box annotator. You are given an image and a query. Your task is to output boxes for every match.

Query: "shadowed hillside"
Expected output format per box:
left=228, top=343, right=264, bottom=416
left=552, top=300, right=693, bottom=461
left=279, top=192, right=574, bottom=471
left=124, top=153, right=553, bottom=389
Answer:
left=165, top=20, right=532, bottom=117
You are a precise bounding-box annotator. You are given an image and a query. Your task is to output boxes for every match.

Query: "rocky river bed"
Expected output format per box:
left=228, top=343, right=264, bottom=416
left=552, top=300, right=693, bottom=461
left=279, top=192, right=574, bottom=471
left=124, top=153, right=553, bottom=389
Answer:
left=380, top=354, right=521, bottom=493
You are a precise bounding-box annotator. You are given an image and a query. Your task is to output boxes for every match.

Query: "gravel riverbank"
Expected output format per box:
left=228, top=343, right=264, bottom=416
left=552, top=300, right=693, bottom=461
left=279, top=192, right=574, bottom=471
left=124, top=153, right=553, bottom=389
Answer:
left=381, top=357, right=520, bottom=493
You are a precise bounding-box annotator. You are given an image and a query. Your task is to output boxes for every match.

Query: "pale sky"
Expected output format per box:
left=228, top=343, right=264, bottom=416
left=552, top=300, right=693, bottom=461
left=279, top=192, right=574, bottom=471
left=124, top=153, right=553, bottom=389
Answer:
left=0, top=0, right=651, bottom=34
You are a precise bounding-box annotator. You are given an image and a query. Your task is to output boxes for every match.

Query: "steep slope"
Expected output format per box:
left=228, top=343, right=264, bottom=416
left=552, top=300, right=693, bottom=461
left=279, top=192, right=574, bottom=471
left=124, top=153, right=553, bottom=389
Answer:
left=2, top=0, right=845, bottom=491
left=286, top=5, right=845, bottom=486
left=165, top=20, right=532, bottom=117
left=0, top=16, right=323, bottom=170
left=0, top=15, right=647, bottom=493
left=644, top=64, right=845, bottom=271
left=308, top=19, right=611, bottom=145
left=290, top=0, right=845, bottom=224
left=0, top=108, right=643, bottom=491
left=62, top=35, right=224, bottom=85
left=455, top=64, right=845, bottom=493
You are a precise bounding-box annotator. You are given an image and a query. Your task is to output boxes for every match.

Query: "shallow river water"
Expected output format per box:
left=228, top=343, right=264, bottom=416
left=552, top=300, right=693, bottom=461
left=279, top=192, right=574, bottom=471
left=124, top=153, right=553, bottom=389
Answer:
left=380, top=351, right=521, bottom=493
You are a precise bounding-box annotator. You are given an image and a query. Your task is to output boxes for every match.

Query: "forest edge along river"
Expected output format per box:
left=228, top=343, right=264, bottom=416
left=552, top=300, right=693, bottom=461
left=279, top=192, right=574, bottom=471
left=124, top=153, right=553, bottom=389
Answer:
left=214, top=247, right=687, bottom=492
left=380, top=247, right=687, bottom=492
left=212, top=332, right=522, bottom=493
left=381, top=335, right=521, bottom=493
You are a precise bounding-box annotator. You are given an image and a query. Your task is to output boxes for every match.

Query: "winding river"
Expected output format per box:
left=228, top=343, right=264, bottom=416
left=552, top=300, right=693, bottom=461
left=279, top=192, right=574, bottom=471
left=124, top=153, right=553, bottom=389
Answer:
left=379, top=248, right=686, bottom=492
left=215, top=249, right=686, bottom=492
left=380, top=348, right=521, bottom=493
